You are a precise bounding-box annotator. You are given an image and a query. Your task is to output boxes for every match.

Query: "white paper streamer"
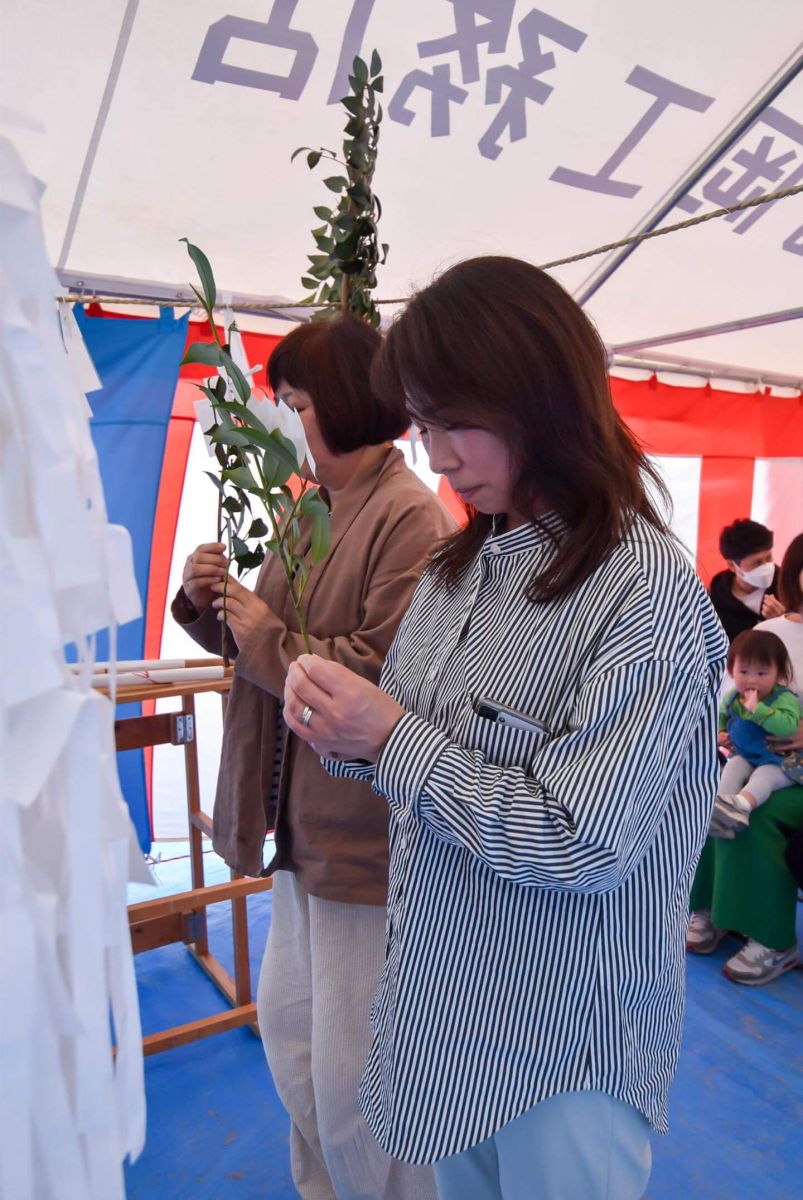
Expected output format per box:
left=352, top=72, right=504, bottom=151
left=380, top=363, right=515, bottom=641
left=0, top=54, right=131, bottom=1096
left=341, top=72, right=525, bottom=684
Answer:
left=0, top=134, right=148, bottom=1200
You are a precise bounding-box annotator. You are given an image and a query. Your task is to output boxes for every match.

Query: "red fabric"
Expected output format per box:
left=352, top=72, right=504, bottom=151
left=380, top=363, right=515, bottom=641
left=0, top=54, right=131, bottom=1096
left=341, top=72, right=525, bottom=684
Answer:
left=696, top=457, right=757, bottom=585
left=610, top=377, right=803, bottom=458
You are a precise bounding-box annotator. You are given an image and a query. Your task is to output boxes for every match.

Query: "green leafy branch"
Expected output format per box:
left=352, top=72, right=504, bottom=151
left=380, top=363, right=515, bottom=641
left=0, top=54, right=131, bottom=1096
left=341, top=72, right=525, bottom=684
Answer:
left=180, top=238, right=331, bottom=656
left=293, top=51, right=387, bottom=327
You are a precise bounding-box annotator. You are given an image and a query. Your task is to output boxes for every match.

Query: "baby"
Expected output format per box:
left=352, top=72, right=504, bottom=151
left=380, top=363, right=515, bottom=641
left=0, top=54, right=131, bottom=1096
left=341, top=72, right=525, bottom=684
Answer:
left=714, top=629, right=801, bottom=835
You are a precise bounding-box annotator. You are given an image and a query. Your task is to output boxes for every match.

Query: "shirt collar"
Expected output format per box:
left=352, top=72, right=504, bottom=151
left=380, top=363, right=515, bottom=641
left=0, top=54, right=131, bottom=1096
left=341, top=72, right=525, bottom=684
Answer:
left=485, top=511, right=565, bottom=556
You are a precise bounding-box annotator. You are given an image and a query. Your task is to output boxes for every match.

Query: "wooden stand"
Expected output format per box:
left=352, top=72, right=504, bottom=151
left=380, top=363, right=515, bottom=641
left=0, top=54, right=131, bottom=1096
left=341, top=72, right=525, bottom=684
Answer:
left=103, top=667, right=272, bottom=1055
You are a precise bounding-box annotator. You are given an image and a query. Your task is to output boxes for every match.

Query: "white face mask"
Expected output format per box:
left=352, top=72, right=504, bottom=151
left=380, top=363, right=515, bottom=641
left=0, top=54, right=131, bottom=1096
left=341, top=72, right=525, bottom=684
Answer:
left=736, top=561, right=775, bottom=589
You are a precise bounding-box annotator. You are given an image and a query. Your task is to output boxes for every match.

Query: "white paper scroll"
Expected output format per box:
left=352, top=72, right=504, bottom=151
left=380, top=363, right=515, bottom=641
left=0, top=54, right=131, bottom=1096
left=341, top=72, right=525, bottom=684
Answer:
left=91, top=665, right=226, bottom=688
left=0, top=134, right=148, bottom=1200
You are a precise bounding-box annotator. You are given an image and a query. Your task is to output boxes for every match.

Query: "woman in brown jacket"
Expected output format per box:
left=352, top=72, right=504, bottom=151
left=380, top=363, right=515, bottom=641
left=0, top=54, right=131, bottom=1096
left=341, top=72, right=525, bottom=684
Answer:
left=172, top=316, right=454, bottom=1200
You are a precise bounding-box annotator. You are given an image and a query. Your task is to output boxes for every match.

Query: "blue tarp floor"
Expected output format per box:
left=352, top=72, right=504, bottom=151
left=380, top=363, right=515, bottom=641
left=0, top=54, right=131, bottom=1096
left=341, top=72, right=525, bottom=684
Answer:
left=125, top=843, right=803, bottom=1200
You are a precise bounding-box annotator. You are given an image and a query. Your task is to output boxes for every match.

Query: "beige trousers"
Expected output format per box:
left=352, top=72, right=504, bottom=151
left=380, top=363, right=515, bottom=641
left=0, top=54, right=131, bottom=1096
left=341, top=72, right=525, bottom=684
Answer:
left=257, top=870, right=437, bottom=1200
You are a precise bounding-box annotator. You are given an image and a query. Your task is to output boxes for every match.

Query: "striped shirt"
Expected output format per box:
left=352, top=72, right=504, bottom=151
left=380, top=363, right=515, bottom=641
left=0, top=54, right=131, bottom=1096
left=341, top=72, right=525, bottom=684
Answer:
left=328, top=512, right=728, bottom=1164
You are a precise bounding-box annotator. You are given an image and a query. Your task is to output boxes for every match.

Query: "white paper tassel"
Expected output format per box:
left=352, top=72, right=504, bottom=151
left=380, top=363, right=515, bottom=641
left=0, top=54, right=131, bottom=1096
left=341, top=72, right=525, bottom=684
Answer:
left=0, top=134, right=147, bottom=1200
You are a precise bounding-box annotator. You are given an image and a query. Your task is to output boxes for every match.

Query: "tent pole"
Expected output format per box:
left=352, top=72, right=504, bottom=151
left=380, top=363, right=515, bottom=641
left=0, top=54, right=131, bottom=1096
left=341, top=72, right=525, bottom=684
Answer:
left=573, top=46, right=803, bottom=307
left=610, top=306, right=803, bottom=353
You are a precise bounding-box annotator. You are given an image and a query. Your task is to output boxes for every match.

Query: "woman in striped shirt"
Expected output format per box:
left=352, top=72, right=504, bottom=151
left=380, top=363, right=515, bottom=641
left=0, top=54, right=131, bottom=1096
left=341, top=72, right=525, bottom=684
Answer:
left=284, top=257, right=728, bottom=1200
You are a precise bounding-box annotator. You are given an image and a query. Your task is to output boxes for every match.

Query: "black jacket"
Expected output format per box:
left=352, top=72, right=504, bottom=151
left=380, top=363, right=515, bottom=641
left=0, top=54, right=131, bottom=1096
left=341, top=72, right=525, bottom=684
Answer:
left=708, top=567, right=780, bottom=643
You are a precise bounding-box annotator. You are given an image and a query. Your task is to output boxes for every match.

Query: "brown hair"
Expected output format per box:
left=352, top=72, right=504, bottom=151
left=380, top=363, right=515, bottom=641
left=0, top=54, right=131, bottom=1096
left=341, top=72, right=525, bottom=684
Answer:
left=268, top=316, right=409, bottom=454
left=778, top=532, right=803, bottom=614
left=371, top=256, right=670, bottom=601
left=727, top=629, right=792, bottom=683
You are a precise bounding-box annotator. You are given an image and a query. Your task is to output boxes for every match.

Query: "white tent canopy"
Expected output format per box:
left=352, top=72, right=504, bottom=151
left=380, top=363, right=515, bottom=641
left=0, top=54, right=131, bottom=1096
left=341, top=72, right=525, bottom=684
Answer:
left=5, top=0, right=803, bottom=382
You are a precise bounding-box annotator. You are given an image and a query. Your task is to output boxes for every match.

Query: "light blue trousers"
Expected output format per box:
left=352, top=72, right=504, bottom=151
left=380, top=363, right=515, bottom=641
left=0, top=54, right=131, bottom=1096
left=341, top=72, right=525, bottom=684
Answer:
left=433, top=1090, right=652, bottom=1200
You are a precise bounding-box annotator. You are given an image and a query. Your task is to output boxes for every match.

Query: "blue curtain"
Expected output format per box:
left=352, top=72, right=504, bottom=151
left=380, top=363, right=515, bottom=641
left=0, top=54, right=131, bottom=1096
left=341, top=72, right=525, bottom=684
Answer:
left=75, top=306, right=189, bottom=853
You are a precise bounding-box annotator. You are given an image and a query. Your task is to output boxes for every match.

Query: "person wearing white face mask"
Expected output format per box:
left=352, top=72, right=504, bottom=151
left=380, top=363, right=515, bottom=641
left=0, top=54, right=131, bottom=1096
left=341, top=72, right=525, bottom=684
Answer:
left=708, top=518, right=784, bottom=642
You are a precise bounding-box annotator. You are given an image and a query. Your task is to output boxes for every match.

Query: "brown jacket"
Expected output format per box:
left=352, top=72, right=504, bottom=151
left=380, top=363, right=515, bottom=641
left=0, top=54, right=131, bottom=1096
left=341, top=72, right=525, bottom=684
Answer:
left=172, top=445, right=455, bottom=904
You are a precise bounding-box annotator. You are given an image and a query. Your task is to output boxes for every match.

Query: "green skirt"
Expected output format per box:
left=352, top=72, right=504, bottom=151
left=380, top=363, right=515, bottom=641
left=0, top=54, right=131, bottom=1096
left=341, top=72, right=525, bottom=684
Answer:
left=690, top=784, right=803, bottom=950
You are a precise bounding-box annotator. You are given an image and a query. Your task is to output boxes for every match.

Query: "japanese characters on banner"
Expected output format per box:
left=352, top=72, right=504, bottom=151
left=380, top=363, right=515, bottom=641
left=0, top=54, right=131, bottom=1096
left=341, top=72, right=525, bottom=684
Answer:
left=0, top=136, right=146, bottom=1200
left=190, top=1, right=803, bottom=255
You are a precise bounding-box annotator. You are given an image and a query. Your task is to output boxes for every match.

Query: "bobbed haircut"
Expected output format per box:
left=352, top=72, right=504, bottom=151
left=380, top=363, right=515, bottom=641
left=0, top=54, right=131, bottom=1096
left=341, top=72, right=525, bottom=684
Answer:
left=719, top=518, right=773, bottom=562
left=371, top=255, right=670, bottom=602
left=778, top=532, right=803, bottom=613
left=727, top=628, right=792, bottom=683
left=267, top=316, right=409, bottom=454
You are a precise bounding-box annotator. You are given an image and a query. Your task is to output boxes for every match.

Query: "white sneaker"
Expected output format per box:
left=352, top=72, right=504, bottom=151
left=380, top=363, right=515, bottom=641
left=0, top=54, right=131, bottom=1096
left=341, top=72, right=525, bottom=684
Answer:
left=686, top=910, right=727, bottom=954
left=723, top=939, right=799, bottom=985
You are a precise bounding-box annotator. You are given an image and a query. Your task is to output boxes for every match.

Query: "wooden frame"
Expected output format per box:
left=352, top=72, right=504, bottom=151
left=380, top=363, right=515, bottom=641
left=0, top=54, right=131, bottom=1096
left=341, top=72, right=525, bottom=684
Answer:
left=103, top=667, right=272, bottom=1055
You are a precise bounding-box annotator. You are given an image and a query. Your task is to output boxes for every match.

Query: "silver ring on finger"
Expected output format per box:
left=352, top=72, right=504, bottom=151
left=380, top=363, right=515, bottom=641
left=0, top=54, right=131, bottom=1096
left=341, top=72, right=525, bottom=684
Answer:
left=301, top=705, right=313, bottom=728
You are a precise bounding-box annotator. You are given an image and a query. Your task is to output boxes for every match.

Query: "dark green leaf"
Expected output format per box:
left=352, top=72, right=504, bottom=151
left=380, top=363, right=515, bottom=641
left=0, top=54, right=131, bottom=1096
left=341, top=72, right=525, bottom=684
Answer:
left=234, top=546, right=265, bottom=575
left=353, top=55, right=368, bottom=84
left=222, top=465, right=259, bottom=491
left=220, top=351, right=251, bottom=403
left=294, top=557, right=310, bottom=587
left=247, top=517, right=268, bottom=538
left=203, top=470, right=226, bottom=494
left=235, top=421, right=273, bottom=451
left=370, top=49, right=381, bottom=76
left=189, top=283, right=208, bottom=311
left=310, top=510, right=330, bottom=562
left=290, top=146, right=314, bottom=163
left=223, top=496, right=242, bottom=515
left=180, top=238, right=216, bottom=312
left=183, top=341, right=224, bottom=367
left=262, top=431, right=298, bottom=488
left=306, top=150, right=321, bottom=169
left=299, top=489, right=329, bottom=518
left=210, top=426, right=251, bottom=448
left=313, top=206, right=332, bottom=221
left=194, top=383, right=219, bottom=405
left=373, top=77, right=384, bottom=93
left=323, top=175, right=348, bottom=193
